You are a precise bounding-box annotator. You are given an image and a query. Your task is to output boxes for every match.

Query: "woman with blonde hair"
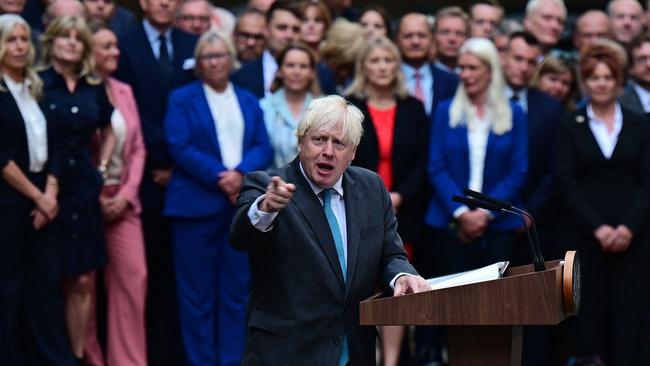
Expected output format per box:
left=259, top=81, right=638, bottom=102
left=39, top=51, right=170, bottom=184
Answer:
left=530, top=55, right=578, bottom=111
left=426, top=37, right=528, bottom=275
left=39, top=15, right=116, bottom=362
left=320, top=18, right=364, bottom=93
left=0, top=14, right=77, bottom=365
left=82, top=22, right=148, bottom=366
left=346, top=36, right=429, bottom=366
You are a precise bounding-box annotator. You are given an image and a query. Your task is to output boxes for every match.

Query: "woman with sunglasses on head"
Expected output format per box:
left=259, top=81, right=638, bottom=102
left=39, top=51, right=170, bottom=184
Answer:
left=39, top=15, right=116, bottom=362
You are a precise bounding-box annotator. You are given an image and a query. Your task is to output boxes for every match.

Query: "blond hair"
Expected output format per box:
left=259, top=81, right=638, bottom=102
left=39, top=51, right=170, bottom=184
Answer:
left=0, top=14, right=42, bottom=98
left=450, top=37, right=512, bottom=135
left=296, top=95, right=364, bottom=147
left=345, top=36, right=408, bottom=99
left=40, top=15, right=99, bottom=85
left=320, top=19, right=364, bottom=72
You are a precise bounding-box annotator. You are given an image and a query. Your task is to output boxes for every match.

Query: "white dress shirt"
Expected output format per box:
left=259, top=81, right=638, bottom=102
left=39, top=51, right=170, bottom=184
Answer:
left=633, top=83, right=650, bottom=113
left=587, top=103, right=623, bottom=159
left=4, top=76, right=48, bottom=173
left=142, top=19, right=173, bottom=60
left=203, top=83, right=244, bottom=169
left=453, top=110, right=491, bottom=219
left=246, top=163, right=411, bottom=287
left=262, top=49, right=277, bottom=98
left=402, top=63, right=433, bottom=115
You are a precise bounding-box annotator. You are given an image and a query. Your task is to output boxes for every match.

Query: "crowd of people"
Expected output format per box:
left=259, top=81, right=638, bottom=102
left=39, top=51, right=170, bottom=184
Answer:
left=2, top=0, right=650, bottom=365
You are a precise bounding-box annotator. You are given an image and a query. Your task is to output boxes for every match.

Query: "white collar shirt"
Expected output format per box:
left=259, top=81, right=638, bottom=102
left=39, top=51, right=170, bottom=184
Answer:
left=587, top=103, right=623, bottom=159
left=203, top=82, right=244, bottom=169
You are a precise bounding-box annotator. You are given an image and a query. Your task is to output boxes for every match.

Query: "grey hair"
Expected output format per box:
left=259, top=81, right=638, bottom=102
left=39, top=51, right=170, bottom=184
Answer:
left=450, top=37, right=512, bottom=135
left=193, top=29, right=239, bottom=77
left=525, top=0, right=567, bottom=17
left=296, top=95, right=364, bottom=147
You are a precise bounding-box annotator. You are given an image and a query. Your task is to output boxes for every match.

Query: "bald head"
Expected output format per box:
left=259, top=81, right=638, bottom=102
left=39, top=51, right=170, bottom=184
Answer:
left=45, top=0, right=84, bottom=26
left=396, top=13, right=433, bottom=67
left=574, top=10, right=612, bottom=50
left=608, top=0, right=645, bottom=44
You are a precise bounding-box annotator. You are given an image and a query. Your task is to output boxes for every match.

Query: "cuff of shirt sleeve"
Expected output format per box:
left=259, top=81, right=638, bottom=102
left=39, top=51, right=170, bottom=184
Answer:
left=389, top=273, right=413, bottom=289
left=453, top=205, right=469, bottom=219
left=247, top=194, right=278, bottom=232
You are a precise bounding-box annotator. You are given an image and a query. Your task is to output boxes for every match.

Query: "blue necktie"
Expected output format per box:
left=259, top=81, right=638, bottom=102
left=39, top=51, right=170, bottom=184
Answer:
left=321, top=188, right=349, bottom=366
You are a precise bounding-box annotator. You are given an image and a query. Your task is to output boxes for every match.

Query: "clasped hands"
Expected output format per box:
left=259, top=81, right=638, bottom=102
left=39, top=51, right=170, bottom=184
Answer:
left=32, top=188, right=58, bottom=230
left=594, top=224, right=633, bottom=254
left=457, top=209, right=490, bottom=243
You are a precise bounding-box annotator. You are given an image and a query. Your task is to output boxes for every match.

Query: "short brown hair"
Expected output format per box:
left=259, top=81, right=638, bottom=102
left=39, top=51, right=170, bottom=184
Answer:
left=434, top=6, right=470, bottom=36
left=628, top=32, right=650, bottom=67
left=270, top=42, right=322, bottom=95
left=579, top=39, right=627, bottom=87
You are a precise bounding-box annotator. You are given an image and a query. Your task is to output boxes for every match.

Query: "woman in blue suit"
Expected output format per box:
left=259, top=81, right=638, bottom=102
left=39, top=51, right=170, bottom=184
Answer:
left=163, top=30, right=272, bottom=366
left=426, top=37, right=528, bottom=275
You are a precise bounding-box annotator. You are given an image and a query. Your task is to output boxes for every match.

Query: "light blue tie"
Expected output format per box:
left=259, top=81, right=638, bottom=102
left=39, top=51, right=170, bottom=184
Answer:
left=321, top=188, right=349, bottom=366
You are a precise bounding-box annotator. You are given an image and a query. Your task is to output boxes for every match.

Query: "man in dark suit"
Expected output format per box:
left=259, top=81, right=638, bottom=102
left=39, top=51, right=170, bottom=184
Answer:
left=230, top=0, right=300, bottom=98
left=229, top=95, right=429, bottom=365
left=620, top=32, right=650, bottom=117
left=114, top=0, right=198, bottom=363
left=502, top=30, right=565, bottom=366
left=396, top=12, right=459, bottom=119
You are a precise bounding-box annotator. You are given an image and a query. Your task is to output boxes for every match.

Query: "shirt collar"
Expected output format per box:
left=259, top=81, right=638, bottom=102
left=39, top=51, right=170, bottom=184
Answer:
left=3, top=75, right=31, bottom=93
left=299, top=161, right=344, bottom=198
left=632, top=82, right=650, bottom=111
left=142, top=19, right=172, bottom=44
left=262, top=49, right=277, bottom=70
left=401, top=62, right=431, bottom=80
left=587, top=102, right=623, bottom=125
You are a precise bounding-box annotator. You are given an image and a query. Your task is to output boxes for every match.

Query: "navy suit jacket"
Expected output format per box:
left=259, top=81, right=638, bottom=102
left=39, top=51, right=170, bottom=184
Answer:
left=163, top=82, right=273, bottom=218
left=430, top=64, right=459, bottom=118
left=426, top=100, right=528, bottom=230
left=231, top=57, right=337, bottom=98
left=522, top=88, right=565, bottom=217
left=115, top=25, right=198, bottom=169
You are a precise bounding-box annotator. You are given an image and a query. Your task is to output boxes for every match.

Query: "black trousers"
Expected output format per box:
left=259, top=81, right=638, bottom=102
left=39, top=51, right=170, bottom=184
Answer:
left=0, top=206, right=76, bottom=366
left=141, top=205, right=185, bottom=365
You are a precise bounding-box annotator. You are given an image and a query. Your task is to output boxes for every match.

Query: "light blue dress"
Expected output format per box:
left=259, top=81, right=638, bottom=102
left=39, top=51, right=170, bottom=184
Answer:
left=260, top=89, right=313, bottom=168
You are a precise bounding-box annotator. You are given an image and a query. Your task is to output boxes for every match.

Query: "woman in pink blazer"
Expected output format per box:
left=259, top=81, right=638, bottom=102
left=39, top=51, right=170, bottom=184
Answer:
left=84, top=24, right=148, bottom=366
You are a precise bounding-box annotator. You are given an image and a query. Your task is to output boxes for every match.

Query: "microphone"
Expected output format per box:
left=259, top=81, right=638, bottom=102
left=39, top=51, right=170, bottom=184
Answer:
left=454, top=191, right=546, bottom=272
left=452, top=195, right=503, bottom=212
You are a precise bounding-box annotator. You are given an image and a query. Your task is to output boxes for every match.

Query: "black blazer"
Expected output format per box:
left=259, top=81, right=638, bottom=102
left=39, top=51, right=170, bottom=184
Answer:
left=347, top=96, right=429, bottom=242
left=230, top=160, right=416, bottom=365
left=556, top=105, right=650, bottom=237
left=522, top=88, right=565, bottom=217
left=0, top=87, right=57, bottom=208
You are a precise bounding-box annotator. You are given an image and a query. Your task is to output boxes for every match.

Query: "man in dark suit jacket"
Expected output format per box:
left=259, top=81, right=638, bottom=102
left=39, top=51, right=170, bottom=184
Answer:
left=229, top=95, right=428, bottom=365
left=620, top=32, right=650, bottom=117
left=503, top=30, right=565, bottom=366
left=396, top=12, right=459, bottom=118
left=114, top=0, right=198, bottom=363
left=230, top=1, right=299, bottom=98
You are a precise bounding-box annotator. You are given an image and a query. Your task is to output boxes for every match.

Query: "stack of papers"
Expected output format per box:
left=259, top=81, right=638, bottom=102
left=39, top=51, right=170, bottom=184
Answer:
left=426, top=262, right=509, bottom=291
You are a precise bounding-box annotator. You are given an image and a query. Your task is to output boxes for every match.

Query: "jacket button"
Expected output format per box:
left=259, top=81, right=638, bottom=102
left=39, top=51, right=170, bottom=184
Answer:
left=68, top=158, right=76, bottom=166
left=332, top=336, right=340, bottom=345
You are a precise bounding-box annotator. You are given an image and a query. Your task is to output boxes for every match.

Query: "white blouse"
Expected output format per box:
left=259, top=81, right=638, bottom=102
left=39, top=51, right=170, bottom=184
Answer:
left=203, top=82, right=244, bottom=169
left=587, top=103, right=622, bottom=160
left=4, top=76, right=48, bottom=173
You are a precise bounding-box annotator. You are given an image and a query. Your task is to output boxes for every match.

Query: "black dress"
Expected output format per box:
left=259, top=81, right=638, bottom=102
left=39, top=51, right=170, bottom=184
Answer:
left=40, top=68, right=113, bottom=275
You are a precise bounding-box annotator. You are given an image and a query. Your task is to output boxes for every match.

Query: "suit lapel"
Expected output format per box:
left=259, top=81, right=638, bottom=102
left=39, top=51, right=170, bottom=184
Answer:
left=574, top=108, right=609, bottom=161
left=192, top=83, right=222, bottom=158
left=287, top=162, right=346, bottom=289
left=343, top=171, right=360, bottom=298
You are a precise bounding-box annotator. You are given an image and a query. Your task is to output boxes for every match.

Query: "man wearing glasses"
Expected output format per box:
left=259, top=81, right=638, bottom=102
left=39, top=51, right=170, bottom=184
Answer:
left=233, top=8, right=267, bottom=65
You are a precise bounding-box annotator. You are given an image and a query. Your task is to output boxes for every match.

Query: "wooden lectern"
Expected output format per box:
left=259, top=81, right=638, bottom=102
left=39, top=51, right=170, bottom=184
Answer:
left=360, top=251, right=581, bottom=366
